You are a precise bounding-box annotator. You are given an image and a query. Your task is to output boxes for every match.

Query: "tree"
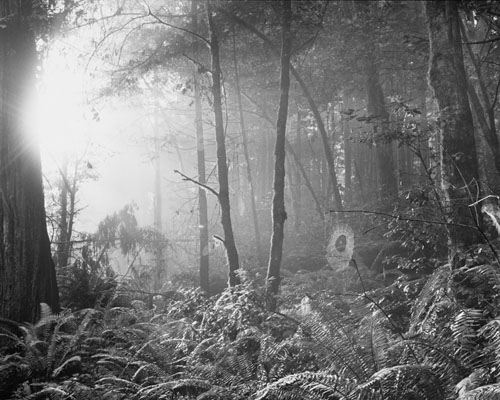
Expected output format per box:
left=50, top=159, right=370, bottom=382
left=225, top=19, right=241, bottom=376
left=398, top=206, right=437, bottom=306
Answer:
left=232, top=30, right=265, bottom=267
left=206, top=0, right=241, bottom=287
left=0, top=1, right=60, bottom=322
left=191, top=0, right=210, bottom=293
left=266, top=0, right=292, bottom=311
left=365, top=59, right=398, bottom=200
left=425, top=0, right=481, bottom=258
left=223, top=7, right=343, bottom=213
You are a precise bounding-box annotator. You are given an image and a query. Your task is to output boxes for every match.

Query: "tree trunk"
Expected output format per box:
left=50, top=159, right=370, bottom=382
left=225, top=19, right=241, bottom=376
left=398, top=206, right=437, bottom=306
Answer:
left=153, top=106, right=165, bottom=292
left=425, top=0, right=481, bottom=257
left=342, top=102, right=352, bottom=205
left=194, top=72, right=210, bottom=293
left=223, top=10, right=343, bottom=212
left=206, top=0, right=240, bottom=286
left=366, top=60, right=398, bottom=201
left=293, top=109, right=302, bottom=230
left=232, top=31, right=264, bottom=266
left=56, top=158, right=69, bottom=269
left=266, top=0, right=292, bottom=312
left=460, top=19, right=500, bottom=176
left=242, top=92, right=324, bottom=221
left=191, top=0, right=210, bottom=293
left=0, top=1, right=60, bottom=322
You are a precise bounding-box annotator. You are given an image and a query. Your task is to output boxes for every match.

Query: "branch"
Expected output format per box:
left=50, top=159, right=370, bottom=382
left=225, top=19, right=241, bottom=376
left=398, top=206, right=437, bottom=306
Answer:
left=145, top=4, right=211, bottom=47
left=174, top=169, right=219, bottom=197
left=329, top=209, right=478, bottom=230
left=465, top=36, right=500, bottom=45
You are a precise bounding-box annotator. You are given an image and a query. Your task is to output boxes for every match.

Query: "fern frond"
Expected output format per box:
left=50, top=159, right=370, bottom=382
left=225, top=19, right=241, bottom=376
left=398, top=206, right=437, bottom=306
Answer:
left=93, top=353, right=131, bottom=374
left=135, top=382, right=174, bottom=400
left=409, top=264, right=452, bottom=335
left=96, top=376, right=140, bottom=393
left=131, top=362, right=166, bottom=384
left=354, top=364, right=444, bottom=400
left=455, top=368, right=490, bottom=398
left=452, top=309, right=484, bottom=344
left=51, top=355, right=81, bottom=379
left=26, top=385, right=75, bottom=399
left=357, top=310, right=398, bottom=370
left=170, top=378, right=212, bottom=397
left=218, top=352, right=256, bottom=385
left=254, top=371, right=348, bottom=400
left=400, top=335, right=468, bottom=384
left=460, top=383, right=500, bottom=399
left=301, top=307, right=372, bottom=381
left=478, top=319, right=500, bottom=379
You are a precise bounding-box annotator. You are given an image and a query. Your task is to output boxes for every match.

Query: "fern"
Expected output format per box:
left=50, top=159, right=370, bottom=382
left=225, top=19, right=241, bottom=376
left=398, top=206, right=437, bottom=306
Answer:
left=96, top=375, right=140, bottom=394
left=354, top=364, right=445, bottom=400
left=254, top=371, right=348, bottom=400
left=478, top=319, right=500, bottom=379
left=460, top=383, right=500, bottom=399
left=26, top=386, right=76, bottom=399
left=300, top=302, right=373, bottom=381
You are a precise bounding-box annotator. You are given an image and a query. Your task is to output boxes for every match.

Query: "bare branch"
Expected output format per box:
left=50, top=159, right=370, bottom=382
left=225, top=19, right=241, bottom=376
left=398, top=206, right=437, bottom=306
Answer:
left=174, top=169, right=219, bottom=197
left=329, top=209, right=478, bottom=230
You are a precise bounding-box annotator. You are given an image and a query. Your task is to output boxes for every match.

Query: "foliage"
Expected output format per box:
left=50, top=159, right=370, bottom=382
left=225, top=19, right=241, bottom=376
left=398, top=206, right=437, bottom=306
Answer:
left=57, top=256, right=117, bottom=309
left=3, top=245, right=500, bottom=399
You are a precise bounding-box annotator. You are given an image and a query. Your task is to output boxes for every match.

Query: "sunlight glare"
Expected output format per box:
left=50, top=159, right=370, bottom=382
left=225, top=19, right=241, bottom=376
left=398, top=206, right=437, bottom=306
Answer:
left=30, top=44, right=91, bottom=166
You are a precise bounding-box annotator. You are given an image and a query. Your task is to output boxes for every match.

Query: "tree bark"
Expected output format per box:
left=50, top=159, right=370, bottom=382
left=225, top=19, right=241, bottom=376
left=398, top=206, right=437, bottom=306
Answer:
left=0, top=0, right=60, bottom=322
left=206, top=0, right=240, bottom=286
left=266, top=0, right=292, bottom=312
left=425, top=0, right=481, bottom=257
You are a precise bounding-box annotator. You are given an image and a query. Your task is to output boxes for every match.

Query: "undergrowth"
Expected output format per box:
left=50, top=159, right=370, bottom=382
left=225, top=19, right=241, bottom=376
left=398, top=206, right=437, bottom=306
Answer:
left=2, top=249, right=500, bottom=399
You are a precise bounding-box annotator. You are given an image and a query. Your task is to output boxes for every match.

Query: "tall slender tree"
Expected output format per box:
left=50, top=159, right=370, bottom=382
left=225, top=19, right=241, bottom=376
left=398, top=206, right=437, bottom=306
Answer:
left=206, top=0, right=240, bottom=286
left=0, top=0, right=60, bottom=322
left=266, top=0, right=292, bottom=311
left=190, top=1, right=210, bottom=293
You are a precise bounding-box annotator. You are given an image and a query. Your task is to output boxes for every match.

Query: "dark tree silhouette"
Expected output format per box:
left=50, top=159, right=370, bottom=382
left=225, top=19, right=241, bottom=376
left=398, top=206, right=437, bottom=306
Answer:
left=0, top=0, right=60, bottom=322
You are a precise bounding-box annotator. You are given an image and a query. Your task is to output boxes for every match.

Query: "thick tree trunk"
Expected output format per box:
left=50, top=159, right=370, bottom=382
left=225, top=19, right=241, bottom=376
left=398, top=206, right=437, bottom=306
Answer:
left=425, top=0, right=481, bottom=257
left=266, top=0, right=292, bottom=312
left=206, top=0, right=240, bottom=286
left=0, top=1, right=60, bottom=322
